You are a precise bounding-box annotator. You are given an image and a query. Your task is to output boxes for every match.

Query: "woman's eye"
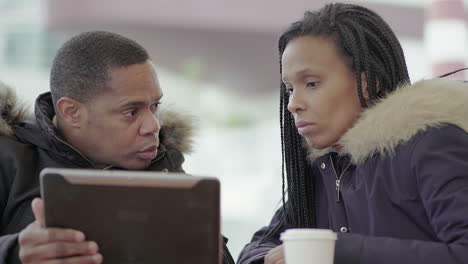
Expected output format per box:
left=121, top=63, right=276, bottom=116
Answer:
left=306, top=81, right=318, bottom=88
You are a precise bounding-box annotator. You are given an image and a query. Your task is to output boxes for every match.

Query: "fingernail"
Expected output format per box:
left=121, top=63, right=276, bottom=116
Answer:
left=75, top=232, right=85, bottom=241
left=93, top=253, right=103, bottom=263
left=89, top=242, right=98, bottom=252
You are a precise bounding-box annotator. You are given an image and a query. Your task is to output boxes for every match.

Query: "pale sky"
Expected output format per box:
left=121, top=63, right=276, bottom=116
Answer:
left=355, top=0, right=468, bottom=8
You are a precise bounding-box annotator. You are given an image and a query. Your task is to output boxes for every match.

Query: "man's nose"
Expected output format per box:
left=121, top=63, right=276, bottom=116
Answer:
left=139, top=111, right=161, bottom=136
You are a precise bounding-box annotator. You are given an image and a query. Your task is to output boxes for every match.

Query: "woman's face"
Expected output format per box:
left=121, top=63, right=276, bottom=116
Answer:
left=282, top=36, right=366, bottom=149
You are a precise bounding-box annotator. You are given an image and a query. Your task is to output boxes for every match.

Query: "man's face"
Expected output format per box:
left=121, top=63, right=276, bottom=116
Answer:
left=78, top=61, right=163, bottom=169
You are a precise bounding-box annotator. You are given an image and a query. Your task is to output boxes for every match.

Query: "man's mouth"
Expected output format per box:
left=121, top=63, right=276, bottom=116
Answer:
left=137, top=145, right=158, bottom=160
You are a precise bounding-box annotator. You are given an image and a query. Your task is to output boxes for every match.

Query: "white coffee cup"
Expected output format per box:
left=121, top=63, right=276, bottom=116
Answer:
left=280, top=228, right=337, bottom=264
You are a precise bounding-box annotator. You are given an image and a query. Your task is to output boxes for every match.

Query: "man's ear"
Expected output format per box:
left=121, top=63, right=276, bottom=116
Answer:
left=56, top=97, right=86, bottom=128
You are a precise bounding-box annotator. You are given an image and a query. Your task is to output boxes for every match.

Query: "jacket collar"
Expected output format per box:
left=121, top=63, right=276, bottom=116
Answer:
left=309, top=78, right=468, bottom=164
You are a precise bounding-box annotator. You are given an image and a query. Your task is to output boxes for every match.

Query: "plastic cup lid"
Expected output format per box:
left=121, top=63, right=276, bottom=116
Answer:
left=280, top=228, right=337, bottom=241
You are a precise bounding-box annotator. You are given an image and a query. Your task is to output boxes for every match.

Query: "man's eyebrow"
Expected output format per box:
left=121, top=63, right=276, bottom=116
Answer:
left=119, top=94, right=163, bottom=108
left=119, top=101, right=146, bottom=108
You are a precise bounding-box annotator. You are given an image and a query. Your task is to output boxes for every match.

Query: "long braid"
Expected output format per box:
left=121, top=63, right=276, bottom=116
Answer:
left=297, top=142, right=309, bottom=227
left=337, top=23, right=367, bottom=107
left=284, top=100, right=298, bottom=224
left=290, top=129, right=302, bottom=225
left=257, top=85, right=299, bottom=243
left=279, top=87, right=288, bottom=224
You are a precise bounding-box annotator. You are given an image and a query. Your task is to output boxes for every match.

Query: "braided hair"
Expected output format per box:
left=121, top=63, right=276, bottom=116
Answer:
left=267, top=3, right=411, bottom=237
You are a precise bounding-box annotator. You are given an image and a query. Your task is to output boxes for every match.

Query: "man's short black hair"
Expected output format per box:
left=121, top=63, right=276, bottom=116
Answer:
left=50, top=31, right=150, bottom=107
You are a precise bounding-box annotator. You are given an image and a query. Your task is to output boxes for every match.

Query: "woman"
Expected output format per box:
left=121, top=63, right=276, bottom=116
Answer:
left=238, top=3, right=468, bottom=264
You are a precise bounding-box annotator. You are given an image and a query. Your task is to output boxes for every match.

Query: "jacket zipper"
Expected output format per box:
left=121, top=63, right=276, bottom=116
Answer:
left=150, top=152, right=166, bottom=164
left=54, top=135, right=96, bottom=167
left=329, top=156, right=351, bottom=203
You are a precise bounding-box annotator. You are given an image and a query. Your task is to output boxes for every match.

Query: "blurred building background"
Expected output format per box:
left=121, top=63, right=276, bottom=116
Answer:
left=0, top=0, right=466, bottom=260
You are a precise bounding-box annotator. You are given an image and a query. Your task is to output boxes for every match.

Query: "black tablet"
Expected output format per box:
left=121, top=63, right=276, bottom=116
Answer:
left=40, top=168, right=220, bottom=264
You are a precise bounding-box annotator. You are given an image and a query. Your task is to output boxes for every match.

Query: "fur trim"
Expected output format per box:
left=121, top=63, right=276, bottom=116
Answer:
left=335, top=78, right=468, bottom=164
left=159, top=108, right=196, bottom=154
left=0, top=81, right=29, bottom=136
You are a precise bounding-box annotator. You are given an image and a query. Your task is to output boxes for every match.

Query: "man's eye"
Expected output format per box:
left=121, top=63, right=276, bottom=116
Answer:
left=150, top=102, right=162, bottom=113
left=123, top=109, right=137, bottom=117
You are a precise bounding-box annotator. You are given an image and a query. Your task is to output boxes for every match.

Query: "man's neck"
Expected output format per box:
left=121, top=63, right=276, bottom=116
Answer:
left=55, top=118, right=106, bottom=168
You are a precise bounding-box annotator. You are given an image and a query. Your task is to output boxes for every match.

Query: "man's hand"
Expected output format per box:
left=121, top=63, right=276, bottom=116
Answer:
left=265, top=245, right=285, bottom=264
left=18, top=198, right=103, bottom=264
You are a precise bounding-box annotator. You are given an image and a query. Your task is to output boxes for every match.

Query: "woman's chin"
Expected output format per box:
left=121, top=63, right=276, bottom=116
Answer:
left=306, top=139, right=323, bottom=149
left=305, top=138, right=333, bottom=150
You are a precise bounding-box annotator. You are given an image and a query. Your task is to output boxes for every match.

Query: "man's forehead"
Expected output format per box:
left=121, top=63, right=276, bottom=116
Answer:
left=115, top=92, right=163, bottom=106
left=107, top=61, right=159, bottom=84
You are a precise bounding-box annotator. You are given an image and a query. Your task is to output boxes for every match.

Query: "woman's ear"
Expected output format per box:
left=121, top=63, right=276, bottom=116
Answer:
left=56, top=97, right=85, bottom=128
left=360, top=72, right=380, bottom=103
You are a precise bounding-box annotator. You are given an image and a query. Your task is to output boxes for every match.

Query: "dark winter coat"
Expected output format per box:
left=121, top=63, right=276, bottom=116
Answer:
left=238, top=79, right=468, bottom=264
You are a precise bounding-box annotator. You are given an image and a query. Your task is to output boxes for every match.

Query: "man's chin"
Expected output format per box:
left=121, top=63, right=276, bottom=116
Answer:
left=121, top=159, right=153, bottom=170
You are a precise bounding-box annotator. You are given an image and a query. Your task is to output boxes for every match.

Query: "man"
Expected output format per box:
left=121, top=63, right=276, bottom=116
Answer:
left=0, top=31, right=234, bottom=263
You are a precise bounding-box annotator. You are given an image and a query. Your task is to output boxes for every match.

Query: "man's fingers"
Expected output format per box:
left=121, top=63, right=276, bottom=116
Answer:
left=19, top=241, right=99, bottom=262
left=40, top=227, right=85, bottom=243
left=19, top=225, right=85, bottom=246
left=31, top=198, right=45, bottom=226
left=39, top=254, right=102, bottom=264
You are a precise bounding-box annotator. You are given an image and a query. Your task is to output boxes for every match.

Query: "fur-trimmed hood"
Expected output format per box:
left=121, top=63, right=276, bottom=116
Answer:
left=310, top=78, right=468, bottom=164
left=158, top=108, right=195, bottom=154
left=0, top=82, right=195, bottom=154
left=0, top=81, right=29, bottom=136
